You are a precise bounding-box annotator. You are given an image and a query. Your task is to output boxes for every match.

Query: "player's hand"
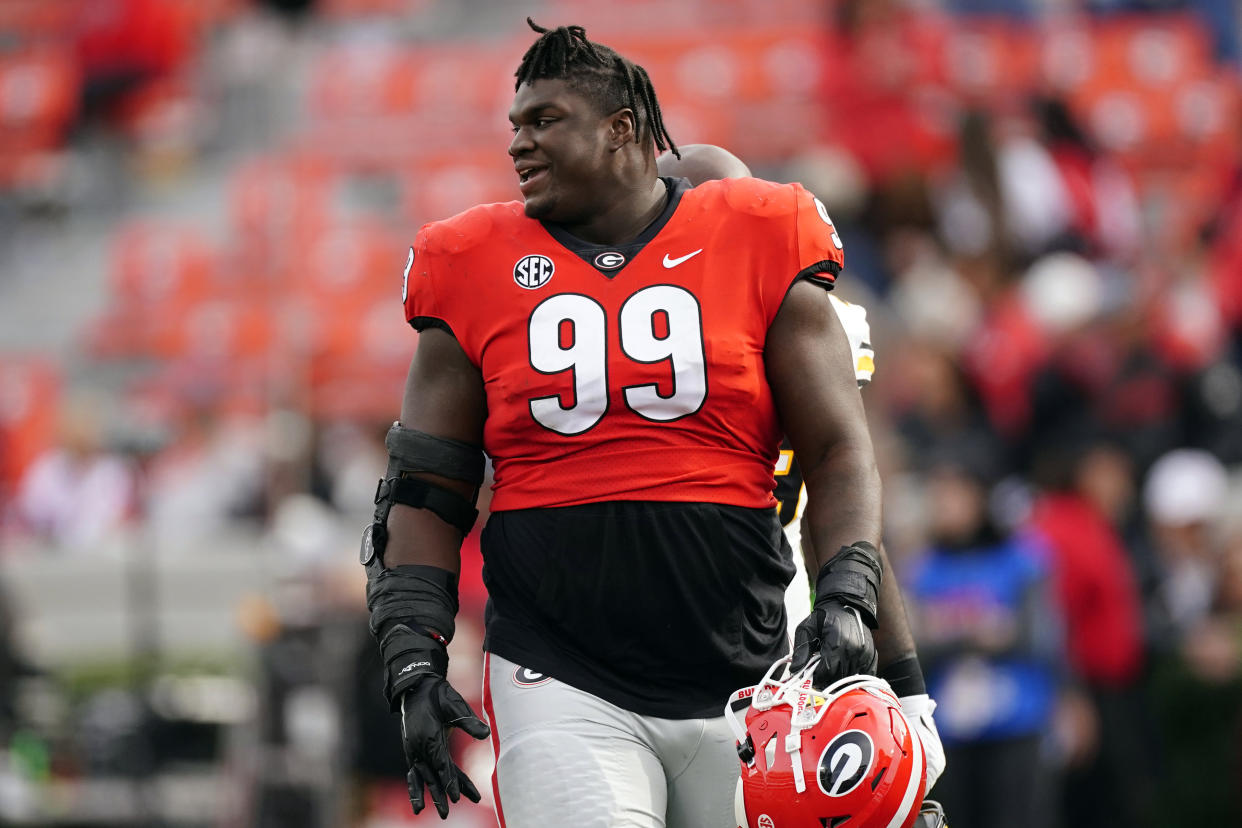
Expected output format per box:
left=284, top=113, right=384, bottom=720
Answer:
left=900, top=693, right=946, bottom=790
left=399, top=676, right=490, bottom=819
left=790, top=601, right=878, bottom=686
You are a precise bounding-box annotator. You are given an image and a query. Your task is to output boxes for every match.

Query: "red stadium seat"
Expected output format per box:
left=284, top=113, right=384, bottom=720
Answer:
left=0, top=47, right=80, bottom=135
left=943, top=22, right=1039, bottom=104
left=228, top=152, right=341, bottom=272
left=109, top=220, right=218, bottom=308
left=402, top=149, right=517, bottom=225
left=0, top=0, right=84, bottom=48
left=308, top=44, right=416, bottom=121
left=275, top=218, right=403, bottom=307
left=1093, top=14, right=1212, bottom=91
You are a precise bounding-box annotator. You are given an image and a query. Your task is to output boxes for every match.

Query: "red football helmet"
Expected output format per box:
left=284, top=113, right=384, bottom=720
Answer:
left=726, top=657, right=928, bottom=828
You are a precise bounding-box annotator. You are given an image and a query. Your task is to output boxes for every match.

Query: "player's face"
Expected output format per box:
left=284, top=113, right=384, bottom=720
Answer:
left=508, top=78, right=614, bottom=223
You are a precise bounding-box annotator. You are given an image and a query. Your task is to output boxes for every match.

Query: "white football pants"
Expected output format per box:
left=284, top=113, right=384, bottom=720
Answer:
left=483, top=652, right=740, bottom=828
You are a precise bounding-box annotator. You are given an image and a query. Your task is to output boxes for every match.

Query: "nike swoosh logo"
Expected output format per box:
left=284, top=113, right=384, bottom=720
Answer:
left=662, top=249, right=703, bottom=268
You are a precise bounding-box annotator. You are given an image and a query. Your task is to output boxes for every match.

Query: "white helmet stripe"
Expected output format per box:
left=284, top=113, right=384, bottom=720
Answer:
left=733, top=776, right=748, bottom=828
left=883, top=710, right=926, bottom=828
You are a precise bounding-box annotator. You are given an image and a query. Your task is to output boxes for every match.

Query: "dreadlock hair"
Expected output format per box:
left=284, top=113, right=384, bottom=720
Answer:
left=515, top=18, right=680, bottom=160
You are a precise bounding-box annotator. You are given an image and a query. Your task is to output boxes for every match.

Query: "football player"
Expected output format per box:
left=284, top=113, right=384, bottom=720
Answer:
left=363, top=20, right=924, bottom=826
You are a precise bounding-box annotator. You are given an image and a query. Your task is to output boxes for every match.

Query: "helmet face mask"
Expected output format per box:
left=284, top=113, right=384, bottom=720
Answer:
left=725, top=657, right=929, bottom=828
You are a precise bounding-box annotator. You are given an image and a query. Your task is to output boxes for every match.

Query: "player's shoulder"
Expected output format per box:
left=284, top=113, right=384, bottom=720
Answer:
left=685, top=177, right=809, bottom=218
left=415, top=200, right=527, bottom=257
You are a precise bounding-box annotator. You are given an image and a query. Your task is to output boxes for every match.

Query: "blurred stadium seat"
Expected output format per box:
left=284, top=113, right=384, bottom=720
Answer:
left=0, top=356, right=60, bottom=506
left=0, top=46, right=80, bottom=188
left=401, top=148, right=516, bottom=224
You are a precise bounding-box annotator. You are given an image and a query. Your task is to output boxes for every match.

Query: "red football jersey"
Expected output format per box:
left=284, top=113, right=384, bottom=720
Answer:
left=403, top=177, right=844, bottom=511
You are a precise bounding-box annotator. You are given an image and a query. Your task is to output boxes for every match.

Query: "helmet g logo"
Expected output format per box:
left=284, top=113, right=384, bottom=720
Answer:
left=818, top=730, right=873, bottom=797
left=514, top=254, right=555, bottom=289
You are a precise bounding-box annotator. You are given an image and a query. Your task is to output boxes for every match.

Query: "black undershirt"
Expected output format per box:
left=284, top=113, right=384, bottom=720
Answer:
left=481, top=500, right=795, bottom=719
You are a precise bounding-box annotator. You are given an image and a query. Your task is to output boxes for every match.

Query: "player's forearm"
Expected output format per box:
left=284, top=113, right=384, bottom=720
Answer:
left=871, top=543, right=919, bottom=667
left=800, top=440, right=883, bottom=568
left=384, top=500, right=468, bottom=572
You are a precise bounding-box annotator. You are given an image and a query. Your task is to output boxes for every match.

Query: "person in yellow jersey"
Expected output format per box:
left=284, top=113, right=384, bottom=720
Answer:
left=658, top=144, right=947, bottom=810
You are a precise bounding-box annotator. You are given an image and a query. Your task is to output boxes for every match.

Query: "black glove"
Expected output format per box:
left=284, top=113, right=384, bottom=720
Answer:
left=399, top=670, right=491, bottom=819
left=365, top=561, right=490, bottom=819
left=790, top=541, right=883, bottom=686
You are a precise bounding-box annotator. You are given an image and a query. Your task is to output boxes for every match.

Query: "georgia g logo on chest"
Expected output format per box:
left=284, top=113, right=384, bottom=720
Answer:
left=521, top=286, right=709, bottom=436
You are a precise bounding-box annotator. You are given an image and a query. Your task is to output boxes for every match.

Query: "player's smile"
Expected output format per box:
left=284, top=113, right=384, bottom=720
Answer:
left=515, top=162, right=549, bottom=195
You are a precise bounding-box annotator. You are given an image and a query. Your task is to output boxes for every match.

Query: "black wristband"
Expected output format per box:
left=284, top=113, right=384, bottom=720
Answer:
left=366, top=564, right=459, bottom=642
left=366, top=563, right=460, bottom=709
left=813, top=541, right=883, bottom=628
left=879, top=655, right=927, bottom=697
left=379, top=623, right=448, bottom=709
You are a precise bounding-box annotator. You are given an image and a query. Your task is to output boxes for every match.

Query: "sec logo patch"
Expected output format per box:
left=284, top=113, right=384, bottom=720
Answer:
left=757, top=815, right=775, bottom=828
left=514, top=254, right=555, bottom=289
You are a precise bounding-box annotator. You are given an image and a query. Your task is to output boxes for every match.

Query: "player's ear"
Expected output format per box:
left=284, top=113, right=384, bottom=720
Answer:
left=606, top=107, right=637, bottom=151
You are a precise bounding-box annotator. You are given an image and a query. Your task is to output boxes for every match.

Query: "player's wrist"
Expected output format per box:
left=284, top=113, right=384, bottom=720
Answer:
left=367, top=564, right=460, bottom=709
left=812, top=541, right=882, bottom=628
left=380, top=622, right=450, bottom=707
left=879, top=654, right=927, bottom=698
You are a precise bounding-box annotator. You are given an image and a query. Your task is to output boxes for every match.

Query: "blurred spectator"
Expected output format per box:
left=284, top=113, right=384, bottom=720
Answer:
left=1142, top=448, right=1230, bottom=643
left=1034, top=95, right=1141, bottom=265
left=14, top=393, right=135, bottom=549
left=904, top=458, right=1062, bottom=828
left=1028, top=435, right=1156, bottom=828
left=73, top=0, right=193, bottom=127
left=1141, top=448, right=1242, bottom=823
left=886, top=236, right=982, bottom=351
left=142, top=407, right=267, bottom=550
left=993, top=108, right=1073, bottom=264
left=886, top=340, right=1008, bottom=478
left=935, top=109, right=1012, bottom=266
left=1021, top=252, right=1187, bottom=476
left=1180, top=337, right=1242, bottom=465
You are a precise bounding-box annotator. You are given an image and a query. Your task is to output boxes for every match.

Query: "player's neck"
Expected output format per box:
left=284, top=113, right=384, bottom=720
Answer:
left=559, top=177, right=669, bottom=246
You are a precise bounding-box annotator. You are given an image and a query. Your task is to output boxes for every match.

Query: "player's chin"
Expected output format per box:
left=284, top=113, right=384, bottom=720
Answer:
left=521, top=193, right=554, bottom=220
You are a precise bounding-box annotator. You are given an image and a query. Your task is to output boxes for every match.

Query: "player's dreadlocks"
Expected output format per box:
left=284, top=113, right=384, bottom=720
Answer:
left=515, top=18, right=680, bottom=159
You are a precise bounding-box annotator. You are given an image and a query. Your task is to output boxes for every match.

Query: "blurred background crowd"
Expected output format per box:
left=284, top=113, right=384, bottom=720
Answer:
left=0, top=0, right=1240, bottom=825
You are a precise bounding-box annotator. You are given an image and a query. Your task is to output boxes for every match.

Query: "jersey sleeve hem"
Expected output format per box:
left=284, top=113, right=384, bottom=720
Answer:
left=409, top=316, right=456, bottom=338
left=795, top=259, right=840, bottom=290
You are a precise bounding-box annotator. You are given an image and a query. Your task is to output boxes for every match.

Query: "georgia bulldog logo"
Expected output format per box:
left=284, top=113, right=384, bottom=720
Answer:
left=817, top=729, right=874, bottom=797
left=593, top=250, right=625, bottom=270
left=512, top=666, right=553, bottom=688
